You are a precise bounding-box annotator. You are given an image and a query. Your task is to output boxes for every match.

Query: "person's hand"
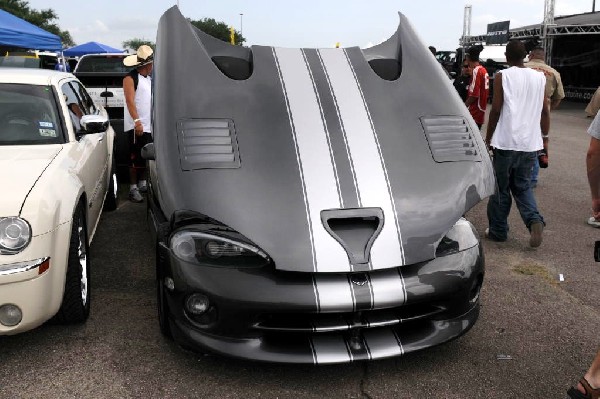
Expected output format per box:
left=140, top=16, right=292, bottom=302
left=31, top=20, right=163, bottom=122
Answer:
left=134, top=120, right=144, bottom=136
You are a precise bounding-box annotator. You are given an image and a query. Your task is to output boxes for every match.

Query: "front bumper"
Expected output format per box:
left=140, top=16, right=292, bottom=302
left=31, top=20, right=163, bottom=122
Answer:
left=159, top=241, right=484, bottom=364
left=0, top=222, right=70, bottom=335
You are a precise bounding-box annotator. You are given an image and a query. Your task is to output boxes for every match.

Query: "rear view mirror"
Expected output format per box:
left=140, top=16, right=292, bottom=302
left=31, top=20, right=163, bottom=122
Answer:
left=80, top=114, right=109, bottom=133
left=141, top=143, right=155, bottom=160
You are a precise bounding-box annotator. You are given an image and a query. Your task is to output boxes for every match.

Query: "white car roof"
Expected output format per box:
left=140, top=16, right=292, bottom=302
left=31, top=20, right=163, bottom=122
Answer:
left=0, top=68, right=73, bottom=86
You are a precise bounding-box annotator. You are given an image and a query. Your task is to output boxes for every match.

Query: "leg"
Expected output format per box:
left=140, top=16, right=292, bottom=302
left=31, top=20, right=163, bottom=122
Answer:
left=487, top=149, right=513, bottom=240
left=136, top=132, right=153, bottom=193
left=510, top=151, right=544, bottom=228
left=587, top=136, right=600, bottom=220
left=530, top=156, right=539, bottom=187
left=128, top=130, right=144, bottom=203
left=568, top=349, right=600, bottom=398
left=127, top=129, right=138, bottom=186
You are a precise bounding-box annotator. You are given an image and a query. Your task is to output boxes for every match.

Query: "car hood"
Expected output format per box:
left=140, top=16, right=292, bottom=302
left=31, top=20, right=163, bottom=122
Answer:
left=0, top=145, right=63, bottom=215
left=153, top=7, right=495, bottom=273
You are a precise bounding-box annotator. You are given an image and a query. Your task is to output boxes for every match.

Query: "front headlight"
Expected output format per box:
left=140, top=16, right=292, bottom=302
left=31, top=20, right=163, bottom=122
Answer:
left=0, top=217, right=31, bottom=255
left=435, top=218, right=478, bottom=257
left=170, top=230, right=271, bottom=268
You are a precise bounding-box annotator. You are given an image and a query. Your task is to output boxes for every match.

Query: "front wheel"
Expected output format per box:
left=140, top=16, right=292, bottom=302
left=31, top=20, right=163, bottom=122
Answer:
left=103, top=158, right=118, bottom=211
left=54, top=203, right=91, bottom=324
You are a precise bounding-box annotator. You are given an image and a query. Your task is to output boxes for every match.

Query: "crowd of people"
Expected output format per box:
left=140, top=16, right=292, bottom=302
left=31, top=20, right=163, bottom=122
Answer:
left=447, top=41, right=599, bottom=399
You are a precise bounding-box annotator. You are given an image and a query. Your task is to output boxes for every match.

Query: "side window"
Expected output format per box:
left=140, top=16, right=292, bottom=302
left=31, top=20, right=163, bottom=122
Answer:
left=60, top=81, right=85, bottom=133
left=70, top=81, right=97, bottom=115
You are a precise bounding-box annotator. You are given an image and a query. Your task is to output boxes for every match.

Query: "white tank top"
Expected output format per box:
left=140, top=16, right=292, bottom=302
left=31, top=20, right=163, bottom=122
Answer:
left=490, top=66, right=545, bottom=152
left=124, top=73, right=152, bottom=133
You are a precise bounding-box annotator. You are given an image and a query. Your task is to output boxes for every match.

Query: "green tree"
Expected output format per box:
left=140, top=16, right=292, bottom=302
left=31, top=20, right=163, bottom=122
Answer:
left=0, top=0, right=74, bottom=47
left=122, top=38, right=155, bottom=52
left=189, top=18, right=245, bottom=45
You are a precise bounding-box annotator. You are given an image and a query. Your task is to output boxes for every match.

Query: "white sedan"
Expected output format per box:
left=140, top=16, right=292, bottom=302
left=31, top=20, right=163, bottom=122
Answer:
left=0, top=68, right=118, bottom=334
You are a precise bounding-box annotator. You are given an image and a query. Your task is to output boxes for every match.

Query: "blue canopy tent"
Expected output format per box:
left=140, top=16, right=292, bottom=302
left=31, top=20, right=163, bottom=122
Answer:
left=63, top=41, right=123, bottom=57
left=0, top=9, right=62, bottom=50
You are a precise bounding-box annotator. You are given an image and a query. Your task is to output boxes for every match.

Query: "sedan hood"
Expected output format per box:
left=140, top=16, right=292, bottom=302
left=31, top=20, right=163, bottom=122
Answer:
left=153, top=7, right=495, bottom=272
left=0, top=145, right=62, bottom=215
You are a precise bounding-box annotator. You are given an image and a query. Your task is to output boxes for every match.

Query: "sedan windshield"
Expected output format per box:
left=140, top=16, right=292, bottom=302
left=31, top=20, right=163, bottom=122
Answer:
left=0, top=83, right=64, bottom=145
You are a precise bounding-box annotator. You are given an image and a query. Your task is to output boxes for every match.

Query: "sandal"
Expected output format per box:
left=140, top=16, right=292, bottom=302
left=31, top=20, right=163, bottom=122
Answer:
left=567, top=378, right=600, bottom=399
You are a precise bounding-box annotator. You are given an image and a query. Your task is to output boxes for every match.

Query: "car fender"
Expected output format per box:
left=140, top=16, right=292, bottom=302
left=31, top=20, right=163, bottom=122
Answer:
left=19, top=151, right=86, bottom=239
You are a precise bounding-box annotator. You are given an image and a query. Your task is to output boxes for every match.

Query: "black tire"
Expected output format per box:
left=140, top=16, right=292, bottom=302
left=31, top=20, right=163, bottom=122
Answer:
left=54, top=203, right=91, bottom=324
left=157, top=275, right=172, bottom=338
left=156, top=243, right=172, bottom=338
left=103, top=158, right=118, bottom=211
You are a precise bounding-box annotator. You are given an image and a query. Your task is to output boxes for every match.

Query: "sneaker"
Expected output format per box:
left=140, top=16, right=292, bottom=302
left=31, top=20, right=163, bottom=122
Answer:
left=587, top=216, right=600, bottom=228
left=129, top=188, right=144, bottom=203
left=138, top=183, right=148, bottom=194
left=529, top=221, right=544, bottom=248
left=484, top=228, right=506, bottom=242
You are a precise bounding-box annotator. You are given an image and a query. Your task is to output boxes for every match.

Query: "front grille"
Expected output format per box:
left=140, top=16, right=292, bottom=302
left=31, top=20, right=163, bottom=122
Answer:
left=253, top=303, right=445, bottom=333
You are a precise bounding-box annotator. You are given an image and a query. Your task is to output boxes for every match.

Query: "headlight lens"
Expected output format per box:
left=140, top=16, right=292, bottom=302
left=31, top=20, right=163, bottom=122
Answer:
left=435, top=218, right=478, bottom=257
left=0, top=217, right=31, bottom=255
left=170, top=230, right=270, bottom=267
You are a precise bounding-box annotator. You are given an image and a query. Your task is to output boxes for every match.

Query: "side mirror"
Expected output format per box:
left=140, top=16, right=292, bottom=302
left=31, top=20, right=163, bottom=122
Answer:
left=80, top=114, right=109, bottom=134
left=141, top=142, right=155, bottom=160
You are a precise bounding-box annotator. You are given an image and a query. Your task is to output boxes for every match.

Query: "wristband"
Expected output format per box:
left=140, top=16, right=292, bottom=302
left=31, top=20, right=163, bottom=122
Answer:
left=134, top=118, right=141, bottom=124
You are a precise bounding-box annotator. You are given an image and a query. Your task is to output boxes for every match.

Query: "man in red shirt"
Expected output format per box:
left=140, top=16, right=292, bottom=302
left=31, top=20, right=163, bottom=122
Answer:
left=465, top=46, right=489, bottom=129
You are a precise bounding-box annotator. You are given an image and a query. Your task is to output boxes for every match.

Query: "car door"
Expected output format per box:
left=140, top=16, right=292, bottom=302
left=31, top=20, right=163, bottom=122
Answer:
left=60, top=80, right=108, bottom=234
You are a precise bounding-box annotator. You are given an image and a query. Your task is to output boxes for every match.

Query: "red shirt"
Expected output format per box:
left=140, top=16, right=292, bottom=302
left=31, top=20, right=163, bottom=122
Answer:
left=467, top=65, right=489, bottom=125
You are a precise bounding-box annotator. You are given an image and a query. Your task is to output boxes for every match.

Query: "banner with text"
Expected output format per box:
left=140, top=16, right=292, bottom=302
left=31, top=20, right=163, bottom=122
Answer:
left=486, top=21, right=510, bottom=45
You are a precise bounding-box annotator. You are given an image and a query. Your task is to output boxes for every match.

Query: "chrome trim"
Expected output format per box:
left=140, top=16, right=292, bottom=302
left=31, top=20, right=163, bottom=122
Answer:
left=0, top=257, right=49, bottom=276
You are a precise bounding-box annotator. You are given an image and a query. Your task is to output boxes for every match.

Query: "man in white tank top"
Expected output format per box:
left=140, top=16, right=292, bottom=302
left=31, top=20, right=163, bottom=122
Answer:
left=484, top=40, right=550, bottom=248
left=123, top=45, right=154, bottom=203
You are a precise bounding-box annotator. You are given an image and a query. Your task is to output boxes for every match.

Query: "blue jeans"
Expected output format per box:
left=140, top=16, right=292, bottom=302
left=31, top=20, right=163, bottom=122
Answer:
left=531, top=156, right=539, bottom=186
left=487, top=149, right=545, bottom=240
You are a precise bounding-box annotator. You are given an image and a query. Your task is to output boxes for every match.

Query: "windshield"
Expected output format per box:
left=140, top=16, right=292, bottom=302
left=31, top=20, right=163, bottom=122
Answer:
left=0, top=84, right=64, bottom=145
left=0, top=56, right=42, bottom=69
left=74, top=55, right=129, bottom=73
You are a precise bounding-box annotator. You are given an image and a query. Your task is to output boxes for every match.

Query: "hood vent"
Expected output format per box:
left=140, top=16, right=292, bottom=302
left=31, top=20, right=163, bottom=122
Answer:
left=420, top=116, right=482, bottom=163
left=321, top=208, right=384, bottom=266
left=177, top=119, right=241, bottom=170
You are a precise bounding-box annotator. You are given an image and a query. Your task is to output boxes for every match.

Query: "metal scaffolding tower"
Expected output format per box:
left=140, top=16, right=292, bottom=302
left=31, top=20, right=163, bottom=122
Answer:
left=543, top=0, right=556, bottom=61
left=461, top=5, right=472, bottom=47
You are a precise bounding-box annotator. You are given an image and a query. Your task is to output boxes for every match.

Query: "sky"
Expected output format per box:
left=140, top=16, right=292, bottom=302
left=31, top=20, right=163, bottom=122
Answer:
left=24, top=0, right=598, bottom=51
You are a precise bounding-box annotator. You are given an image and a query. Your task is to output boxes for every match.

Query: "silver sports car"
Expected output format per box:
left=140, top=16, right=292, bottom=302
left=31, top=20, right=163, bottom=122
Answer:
left=143, top=6, right=495, bottom=363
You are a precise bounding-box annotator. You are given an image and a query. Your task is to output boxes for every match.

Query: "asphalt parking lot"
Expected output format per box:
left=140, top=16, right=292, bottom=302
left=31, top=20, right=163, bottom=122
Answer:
left=0, top=102, right=598, bottom=399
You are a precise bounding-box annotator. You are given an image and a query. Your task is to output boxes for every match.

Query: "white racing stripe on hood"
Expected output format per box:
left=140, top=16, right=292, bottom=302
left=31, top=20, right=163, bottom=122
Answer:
left=274, top=47, right=350, bottom=272
left=318, top=49, right=405, bottom=268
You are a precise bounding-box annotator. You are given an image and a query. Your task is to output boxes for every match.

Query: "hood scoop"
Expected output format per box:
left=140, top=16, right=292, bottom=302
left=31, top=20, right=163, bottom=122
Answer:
left=321, top=208, right=384, bottom=266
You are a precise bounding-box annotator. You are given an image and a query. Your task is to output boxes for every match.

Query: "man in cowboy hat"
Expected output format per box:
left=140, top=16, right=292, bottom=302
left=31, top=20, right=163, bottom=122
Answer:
left=123, top=45, right=153, bottom=202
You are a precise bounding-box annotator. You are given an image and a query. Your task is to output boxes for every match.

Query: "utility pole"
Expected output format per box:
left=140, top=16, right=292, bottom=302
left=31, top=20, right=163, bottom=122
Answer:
left=240, top=13, right=243, bottom=37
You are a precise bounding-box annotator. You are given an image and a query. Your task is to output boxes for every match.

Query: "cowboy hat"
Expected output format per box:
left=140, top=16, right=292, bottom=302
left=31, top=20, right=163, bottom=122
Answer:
left=123, top=45, right=154, bottom=67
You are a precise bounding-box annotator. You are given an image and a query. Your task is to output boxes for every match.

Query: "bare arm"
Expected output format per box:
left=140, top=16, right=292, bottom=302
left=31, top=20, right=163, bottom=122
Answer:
left=123, top=75, right=143, bottom=136
left=465, top=95, right=477, bottom=107
left=485, top=73, right=503, bottom=146
left=540, top=96, right=550, bottom=136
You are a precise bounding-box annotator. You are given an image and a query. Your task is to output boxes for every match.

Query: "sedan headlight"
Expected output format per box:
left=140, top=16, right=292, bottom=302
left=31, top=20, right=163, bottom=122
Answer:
left=0, top=217, right=31, bottom=255
left=170, top=230, right=271, bottom=268
left=435, top=218, right=478, bottom=257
